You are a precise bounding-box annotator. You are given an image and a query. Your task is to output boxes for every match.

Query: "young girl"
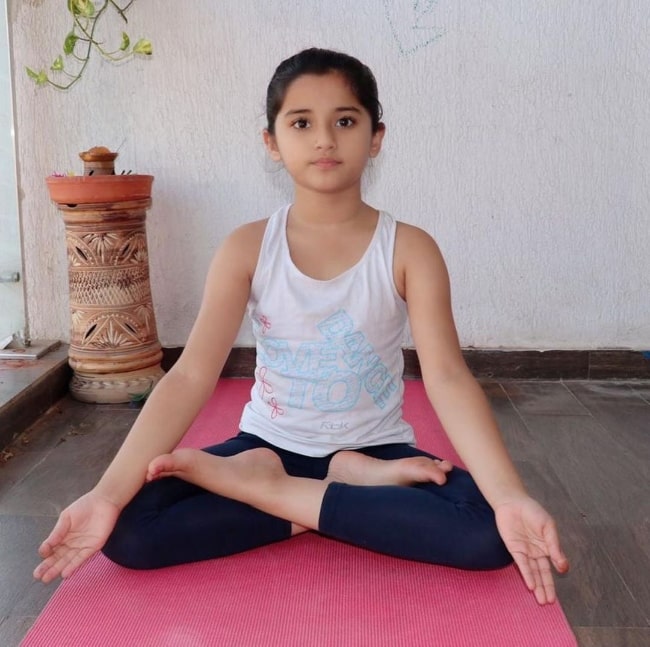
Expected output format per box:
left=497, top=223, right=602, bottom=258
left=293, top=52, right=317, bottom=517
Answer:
left=34, top=48, right=569, bottom=605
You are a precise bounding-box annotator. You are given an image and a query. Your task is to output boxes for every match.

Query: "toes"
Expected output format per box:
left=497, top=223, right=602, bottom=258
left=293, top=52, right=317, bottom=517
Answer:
left=146, top=454, right=176, bottom=481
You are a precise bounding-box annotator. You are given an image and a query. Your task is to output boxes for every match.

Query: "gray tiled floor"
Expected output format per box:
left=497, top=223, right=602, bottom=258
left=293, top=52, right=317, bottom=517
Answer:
left=1, top=379, right=650, bottom=646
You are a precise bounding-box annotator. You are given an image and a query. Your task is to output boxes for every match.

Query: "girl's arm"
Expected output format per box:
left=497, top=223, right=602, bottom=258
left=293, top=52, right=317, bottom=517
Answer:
left=34, top=221, right=264, bottom=582
left=90, top=223, right=260, bottom=508
left=395, top=223, right=568, bottom=603
left=396, top=223, right=524, bottom=505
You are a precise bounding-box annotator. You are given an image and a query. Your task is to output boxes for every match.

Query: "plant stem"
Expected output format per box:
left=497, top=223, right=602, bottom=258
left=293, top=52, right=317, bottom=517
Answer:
left=30, top=0, right=147, bottom=91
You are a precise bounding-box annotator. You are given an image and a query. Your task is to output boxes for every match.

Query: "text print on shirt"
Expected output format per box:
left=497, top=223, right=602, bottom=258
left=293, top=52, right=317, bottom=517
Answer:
left=257, top=309, right=398, bottom=412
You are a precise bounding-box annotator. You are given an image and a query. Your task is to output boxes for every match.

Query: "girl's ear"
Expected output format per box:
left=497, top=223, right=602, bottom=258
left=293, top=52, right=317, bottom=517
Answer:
left=263, top=129, right=282, bottom=162
left=369, top=122, right=386, bottom=158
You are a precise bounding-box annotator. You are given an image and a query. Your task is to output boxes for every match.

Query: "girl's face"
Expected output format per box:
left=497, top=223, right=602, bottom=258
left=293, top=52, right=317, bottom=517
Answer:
left=264, top=72, right=385, bottom=196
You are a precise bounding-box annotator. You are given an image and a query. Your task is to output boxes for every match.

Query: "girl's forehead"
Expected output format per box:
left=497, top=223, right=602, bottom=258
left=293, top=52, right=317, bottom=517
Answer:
left=281, top=72, right=359, bottom=108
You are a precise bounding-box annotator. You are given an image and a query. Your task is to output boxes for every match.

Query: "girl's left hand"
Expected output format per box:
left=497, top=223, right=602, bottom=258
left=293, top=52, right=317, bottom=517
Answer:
left=494, top=496, right=570, bottom=605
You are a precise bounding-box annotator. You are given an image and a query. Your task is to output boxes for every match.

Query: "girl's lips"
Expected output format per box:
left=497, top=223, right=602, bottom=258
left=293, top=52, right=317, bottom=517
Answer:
left=312, top=158, right=341, bottom=169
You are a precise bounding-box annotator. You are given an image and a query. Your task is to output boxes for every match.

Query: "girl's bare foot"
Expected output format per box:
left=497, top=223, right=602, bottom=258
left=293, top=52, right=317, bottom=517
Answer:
left=147, top=447, right=286, bottom=488
left=147, top=448, right=287, bottom=485
left=327, top=451, right=453, bottom=487
left=147, top=447, right=325, bottom=530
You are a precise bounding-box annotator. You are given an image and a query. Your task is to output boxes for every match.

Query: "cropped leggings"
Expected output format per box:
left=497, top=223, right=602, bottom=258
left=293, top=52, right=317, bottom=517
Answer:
left=102, top=432, right=512, bottom=571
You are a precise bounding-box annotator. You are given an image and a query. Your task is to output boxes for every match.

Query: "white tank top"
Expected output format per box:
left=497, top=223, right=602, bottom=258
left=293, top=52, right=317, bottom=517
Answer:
left=239, top=204, right=415, bottom=456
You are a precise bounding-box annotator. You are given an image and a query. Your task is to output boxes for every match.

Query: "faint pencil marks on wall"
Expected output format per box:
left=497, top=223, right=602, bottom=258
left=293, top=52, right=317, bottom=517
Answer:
left=383, top=0, right=445, bottom=55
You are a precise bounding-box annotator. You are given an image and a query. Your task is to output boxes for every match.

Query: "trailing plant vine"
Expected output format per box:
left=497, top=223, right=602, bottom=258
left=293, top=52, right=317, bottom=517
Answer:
left=26, top=0, right=152, bottom=90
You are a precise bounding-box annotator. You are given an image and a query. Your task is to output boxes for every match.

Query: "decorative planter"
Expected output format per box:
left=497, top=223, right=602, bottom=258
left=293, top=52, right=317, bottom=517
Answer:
left=46, top=148, right=164, bottom=403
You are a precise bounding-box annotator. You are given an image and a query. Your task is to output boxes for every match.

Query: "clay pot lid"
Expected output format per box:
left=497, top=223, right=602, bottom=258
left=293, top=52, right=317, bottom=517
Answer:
left=46, top=174, right=154, bottom=205
left=79, top=146, right=119, bottom=163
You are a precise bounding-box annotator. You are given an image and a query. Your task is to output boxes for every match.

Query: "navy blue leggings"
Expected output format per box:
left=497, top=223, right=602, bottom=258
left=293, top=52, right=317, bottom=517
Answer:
left=102, top=432, right=512, bottom=571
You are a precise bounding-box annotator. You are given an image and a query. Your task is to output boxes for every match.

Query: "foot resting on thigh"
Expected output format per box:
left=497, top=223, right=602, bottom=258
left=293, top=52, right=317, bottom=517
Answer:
left=327, top=451, right=453, bottom=487
left=147, top=447, right=287, bottom=498
left=147, top=448, right=325, bottom=531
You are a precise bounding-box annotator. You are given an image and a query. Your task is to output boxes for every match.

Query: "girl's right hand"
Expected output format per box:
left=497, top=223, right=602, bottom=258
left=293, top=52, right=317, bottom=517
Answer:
left=33, top=490, right=121, bottom=583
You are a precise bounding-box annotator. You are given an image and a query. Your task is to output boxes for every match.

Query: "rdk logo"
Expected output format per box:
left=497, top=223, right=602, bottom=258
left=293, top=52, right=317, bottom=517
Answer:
left=321, top=421, right=349, bottom=430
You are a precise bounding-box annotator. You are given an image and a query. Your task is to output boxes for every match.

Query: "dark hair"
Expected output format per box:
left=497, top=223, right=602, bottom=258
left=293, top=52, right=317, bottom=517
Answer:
left=265, top=48, right=384, bottom=135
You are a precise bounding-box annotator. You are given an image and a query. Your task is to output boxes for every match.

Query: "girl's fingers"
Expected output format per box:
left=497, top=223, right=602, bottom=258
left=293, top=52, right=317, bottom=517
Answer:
left=60, top=547, right=94, bottom=579
left=37, top=514, right=71, bottom=558
left=34, top=553, right=68, bottom=583
left=512, top=552, right=556, bottom=605
left=37, top=541, right=53, bottom=560
left=512, top=551, right=535, bottom=593
left=543, top=522, right=570, bottom=573
left=553, top=552, right=570, bottom=574
left=538, top=558, right=556, bottom=604
left=35, top=543, right=91, bottom=583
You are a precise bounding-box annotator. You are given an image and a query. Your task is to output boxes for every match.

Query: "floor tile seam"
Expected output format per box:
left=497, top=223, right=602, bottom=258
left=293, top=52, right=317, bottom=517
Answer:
left=626, top=383, right=650, bottom=406
left=2, top=591, right=52, bottom=640
left=516, top=408, right=650, bottom=495
left=503, top=399, right=596, bottom=436
left=498, top=380, right=594, bottom=418
left=505, top=408, right=650, bottom=527
left=578, top=512, right=650, bottom=627
left=572, top=624, right=650, bottom=630
left=567, top=381, right=650, bottom=412
left=546, top=395, right=650, bottom=477
left=596, top=546, right=650, bottom=626
left=0, top=511, right=58, bottom=520
left=558, top=380, right=592, bottom=416
left=491, top=383, right=554, bottom=461
left=495, top=383, right=550, bottom=459
left=496, top=379, right=520, bottom=415
left=0, top=452, right=54, bottom=503
left=548, top=468, right=588, bottom=521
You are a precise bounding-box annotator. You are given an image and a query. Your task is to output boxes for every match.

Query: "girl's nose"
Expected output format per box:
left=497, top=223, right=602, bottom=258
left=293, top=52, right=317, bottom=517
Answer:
left=315, top=126, right=336, bottom=150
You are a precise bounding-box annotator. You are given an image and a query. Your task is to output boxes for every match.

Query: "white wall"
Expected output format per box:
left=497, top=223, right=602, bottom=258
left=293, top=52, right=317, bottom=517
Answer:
left=8, top=0, right=650, bottom=349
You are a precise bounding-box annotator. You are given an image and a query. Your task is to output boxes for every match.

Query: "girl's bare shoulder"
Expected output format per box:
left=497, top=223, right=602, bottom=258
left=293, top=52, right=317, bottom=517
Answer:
left=215, top=218, right=269, bottom=275
left=396, top=222, right=448, bottom=271
left=226, top=217, right=269, bottom=248
left=395, top=220, right=441, bottom=252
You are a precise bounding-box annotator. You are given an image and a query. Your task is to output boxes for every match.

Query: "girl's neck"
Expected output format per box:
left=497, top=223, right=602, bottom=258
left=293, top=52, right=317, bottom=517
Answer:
left=290, top=188, right=369, bottom=227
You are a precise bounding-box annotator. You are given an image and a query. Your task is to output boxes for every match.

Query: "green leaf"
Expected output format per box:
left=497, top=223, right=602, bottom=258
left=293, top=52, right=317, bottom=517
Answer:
left=120, top=32, right=130, bottom=51
left=69, top=0, right=95, bottom=17
left=25, top=67, right=48, bottom=85
left=81, top=0, right=95, bottom=18
left=63, top=32, right=79, bottom=55
left=51, top=56, right=64, bottom=72
left=133, top=38, right=152, bottom=56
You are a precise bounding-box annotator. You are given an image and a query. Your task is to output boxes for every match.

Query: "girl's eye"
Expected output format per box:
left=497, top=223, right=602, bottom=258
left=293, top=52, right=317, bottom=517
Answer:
left=336, top=116, right=356, bottom=128
left=291, top=118, right=309, bottom=129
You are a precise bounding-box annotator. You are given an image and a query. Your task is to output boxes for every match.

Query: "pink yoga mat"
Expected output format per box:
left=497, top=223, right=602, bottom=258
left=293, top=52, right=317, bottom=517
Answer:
left=22, top=379, right=577, bottom=647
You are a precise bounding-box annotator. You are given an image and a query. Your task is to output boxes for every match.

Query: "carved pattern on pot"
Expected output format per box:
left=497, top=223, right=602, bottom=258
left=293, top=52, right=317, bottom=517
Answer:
left=69, top=265, right=152, bottom=306
left=69, top=369, right=162, bottom=404
left=67, top=230, right=148, bottom=266
left=72, top=311, right=152, bottom=349
left=70, top=373, right=155, bottom=393
left=53, top=197, right=163, bottom=402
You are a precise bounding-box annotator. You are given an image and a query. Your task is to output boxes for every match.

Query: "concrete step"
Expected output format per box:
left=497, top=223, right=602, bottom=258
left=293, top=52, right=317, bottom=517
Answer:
left=0, top=343, right=70, bottom=450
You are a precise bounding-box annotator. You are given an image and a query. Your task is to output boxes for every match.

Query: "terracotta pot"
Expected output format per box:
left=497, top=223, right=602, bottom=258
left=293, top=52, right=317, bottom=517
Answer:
left=46, top=149, right=164, bottom=403
left=46, top=174, right=154, bottom=206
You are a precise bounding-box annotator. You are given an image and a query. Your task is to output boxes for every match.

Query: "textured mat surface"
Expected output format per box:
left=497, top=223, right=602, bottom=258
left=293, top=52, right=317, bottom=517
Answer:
left=22, top=378, right=577, bottom=647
